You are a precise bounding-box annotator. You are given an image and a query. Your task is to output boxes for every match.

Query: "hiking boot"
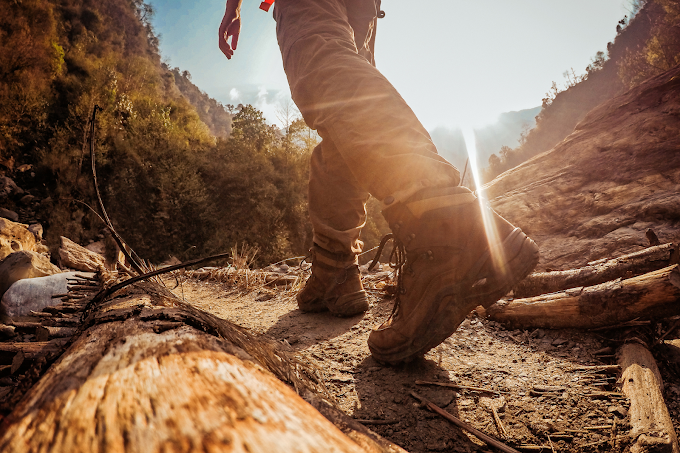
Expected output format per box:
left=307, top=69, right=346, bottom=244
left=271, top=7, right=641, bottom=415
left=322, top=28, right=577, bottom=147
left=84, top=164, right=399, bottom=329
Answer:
left=367, top=186, right=539, bottom=364
left=297, top=245, right=369, bottom=317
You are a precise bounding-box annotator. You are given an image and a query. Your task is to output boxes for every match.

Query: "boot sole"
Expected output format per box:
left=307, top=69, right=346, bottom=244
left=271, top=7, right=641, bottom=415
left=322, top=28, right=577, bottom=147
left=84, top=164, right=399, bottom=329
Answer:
left=328, top=291, right=369, bottom=317
left=298, top=291, right=369, bottom=316
left=369, top=229, right=539, bottom=365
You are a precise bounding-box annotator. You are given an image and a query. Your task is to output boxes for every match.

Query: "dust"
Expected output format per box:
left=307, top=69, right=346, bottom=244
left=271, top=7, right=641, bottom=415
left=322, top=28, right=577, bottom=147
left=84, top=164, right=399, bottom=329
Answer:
left=165, top=271, right=680, bottom=453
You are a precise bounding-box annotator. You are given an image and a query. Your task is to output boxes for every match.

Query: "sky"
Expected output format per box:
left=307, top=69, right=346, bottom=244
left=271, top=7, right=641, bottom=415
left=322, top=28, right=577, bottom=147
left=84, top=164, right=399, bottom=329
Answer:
left=149, top=0, right=631, bottom=130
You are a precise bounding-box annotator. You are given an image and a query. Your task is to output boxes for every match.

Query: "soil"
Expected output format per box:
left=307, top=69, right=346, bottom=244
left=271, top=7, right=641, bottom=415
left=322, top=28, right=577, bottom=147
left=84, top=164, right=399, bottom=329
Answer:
left=164, top=264, right=680, bottom=453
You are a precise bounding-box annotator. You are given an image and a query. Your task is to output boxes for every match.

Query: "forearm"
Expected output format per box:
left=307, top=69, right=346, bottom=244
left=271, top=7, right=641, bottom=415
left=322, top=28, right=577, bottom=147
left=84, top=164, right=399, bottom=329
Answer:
left=225, top=0, right=243, bottom=16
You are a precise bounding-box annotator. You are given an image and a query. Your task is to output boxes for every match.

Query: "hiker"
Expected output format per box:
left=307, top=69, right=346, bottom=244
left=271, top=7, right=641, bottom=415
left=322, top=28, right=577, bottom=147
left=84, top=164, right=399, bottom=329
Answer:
left=218, top=0, right=539, bottom=364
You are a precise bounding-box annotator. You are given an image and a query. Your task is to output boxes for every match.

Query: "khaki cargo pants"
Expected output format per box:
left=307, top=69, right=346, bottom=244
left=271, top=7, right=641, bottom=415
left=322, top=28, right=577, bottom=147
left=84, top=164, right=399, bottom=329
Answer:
left=274, top=0, right=460, bottom=255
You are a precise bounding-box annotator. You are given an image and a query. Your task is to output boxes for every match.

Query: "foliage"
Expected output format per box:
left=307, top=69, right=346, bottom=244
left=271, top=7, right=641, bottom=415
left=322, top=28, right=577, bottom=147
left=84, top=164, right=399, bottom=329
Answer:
left=481, top=0, right=675, bottom=183
left=618, top=0, right=680, bottom=87
left=0, top=0, right=324, bottom=267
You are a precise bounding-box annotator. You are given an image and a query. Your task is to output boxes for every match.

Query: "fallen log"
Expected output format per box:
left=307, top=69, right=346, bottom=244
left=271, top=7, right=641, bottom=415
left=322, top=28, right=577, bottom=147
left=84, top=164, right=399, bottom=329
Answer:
left=513, top=243, right=677, bottom=298
left=488, top=265, right=680, bottom=330
left=617, top=343, right=679, bottom=453
left=0, top=281, right=405, bottom=453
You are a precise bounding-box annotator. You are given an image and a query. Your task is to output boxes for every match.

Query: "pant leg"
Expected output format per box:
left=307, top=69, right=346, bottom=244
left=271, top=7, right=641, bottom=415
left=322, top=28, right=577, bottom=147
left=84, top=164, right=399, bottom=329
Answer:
left=308, top=0, right=376, bottom=255
left=274, top=0, right=460, bottom=203
left=309, top=140, right=369, bottom=255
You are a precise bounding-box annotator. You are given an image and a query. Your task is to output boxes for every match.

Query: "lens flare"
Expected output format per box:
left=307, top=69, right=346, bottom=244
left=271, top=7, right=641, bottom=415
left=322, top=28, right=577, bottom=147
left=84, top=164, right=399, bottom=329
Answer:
left=461, top=127, right=509, bottom=279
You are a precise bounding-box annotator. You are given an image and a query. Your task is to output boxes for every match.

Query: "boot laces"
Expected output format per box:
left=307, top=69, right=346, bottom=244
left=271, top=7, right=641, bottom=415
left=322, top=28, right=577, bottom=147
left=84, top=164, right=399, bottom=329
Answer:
left=369, top=233, right=407, bottom=318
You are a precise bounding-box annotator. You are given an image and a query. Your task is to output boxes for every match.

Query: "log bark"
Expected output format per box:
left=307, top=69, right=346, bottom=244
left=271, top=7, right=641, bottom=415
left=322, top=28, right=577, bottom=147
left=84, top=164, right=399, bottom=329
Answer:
left=513, top=243, right=678, bottom=298
left=487, top=265, right=680, bottom=330
left=617, top=343, right=679, bottom=453
left=0, top=281, right=405, bottom=453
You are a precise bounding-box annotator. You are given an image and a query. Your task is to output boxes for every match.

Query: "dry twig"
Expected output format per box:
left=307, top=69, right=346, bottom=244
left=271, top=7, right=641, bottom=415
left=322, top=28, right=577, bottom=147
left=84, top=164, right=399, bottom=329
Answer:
left=410, top=392, right=520, bottom=453
left=415, top=380, right=507, bottom=394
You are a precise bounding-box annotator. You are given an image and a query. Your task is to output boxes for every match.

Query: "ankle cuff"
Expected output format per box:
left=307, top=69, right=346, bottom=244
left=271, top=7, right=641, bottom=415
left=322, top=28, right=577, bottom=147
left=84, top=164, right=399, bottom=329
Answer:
left=312, top=246, right=358, bottom=268
left=405, top=191, right=476, bottom=218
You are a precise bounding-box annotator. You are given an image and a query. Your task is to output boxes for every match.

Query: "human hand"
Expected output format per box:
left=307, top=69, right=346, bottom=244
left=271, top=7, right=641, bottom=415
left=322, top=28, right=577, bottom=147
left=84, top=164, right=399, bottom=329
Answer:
left=219, top=1, right=241, bottom=59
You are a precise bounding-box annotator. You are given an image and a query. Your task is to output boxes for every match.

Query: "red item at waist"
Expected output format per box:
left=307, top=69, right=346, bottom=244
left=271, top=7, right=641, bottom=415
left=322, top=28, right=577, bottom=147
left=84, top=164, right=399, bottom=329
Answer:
left=259, top=0, right=274, bottom=11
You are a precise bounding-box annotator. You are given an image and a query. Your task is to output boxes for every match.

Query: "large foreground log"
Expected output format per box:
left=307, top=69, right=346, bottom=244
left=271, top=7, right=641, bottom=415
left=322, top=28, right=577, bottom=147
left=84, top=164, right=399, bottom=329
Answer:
left=0, top=282, right=405, bottom=453
left=487, top=265, right=680, bottom=330
left=513, top=243, right=677, bottom=298
left=618, top=343, right=679, bottom=453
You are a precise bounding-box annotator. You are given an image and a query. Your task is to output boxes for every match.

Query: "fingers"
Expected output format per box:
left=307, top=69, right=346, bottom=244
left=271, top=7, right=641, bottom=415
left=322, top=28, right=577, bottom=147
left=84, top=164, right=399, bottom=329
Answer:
left=218, top=18, right=240, bottom=59
left=219, top=33, right=234, bottom=59
left=231, top=30, right=239, bottom=51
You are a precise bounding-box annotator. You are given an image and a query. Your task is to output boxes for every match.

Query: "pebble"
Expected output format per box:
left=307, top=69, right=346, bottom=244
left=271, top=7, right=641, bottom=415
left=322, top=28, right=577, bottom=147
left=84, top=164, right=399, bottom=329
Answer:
left=0, top=208, right=18, bottom=222
left=608, top=405, right=628, bottom=418
left=552, top=338, right=569, bottom=346
left=0, top=324, right=16, bottom=339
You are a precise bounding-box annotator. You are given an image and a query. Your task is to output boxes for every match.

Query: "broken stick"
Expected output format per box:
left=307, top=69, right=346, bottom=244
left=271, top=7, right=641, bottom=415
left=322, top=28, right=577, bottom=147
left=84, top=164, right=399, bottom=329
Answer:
left=411, top=392, right=520, bottom=453
left=415, top=380, right=505, bottom=394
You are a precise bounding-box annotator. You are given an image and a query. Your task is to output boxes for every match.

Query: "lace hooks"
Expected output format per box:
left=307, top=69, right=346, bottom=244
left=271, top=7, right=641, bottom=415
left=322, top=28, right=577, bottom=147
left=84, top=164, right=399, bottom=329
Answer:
left=368, top=233, right=394, bottom=271
left=370, top=233, right=408, bottom=320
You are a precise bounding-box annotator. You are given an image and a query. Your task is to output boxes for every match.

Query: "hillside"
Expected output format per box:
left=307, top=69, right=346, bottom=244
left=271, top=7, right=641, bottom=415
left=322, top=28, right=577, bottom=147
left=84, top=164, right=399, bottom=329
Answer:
left=484, top=0, right=679, bottom=181
left=486, top=62, right=680, bottom=271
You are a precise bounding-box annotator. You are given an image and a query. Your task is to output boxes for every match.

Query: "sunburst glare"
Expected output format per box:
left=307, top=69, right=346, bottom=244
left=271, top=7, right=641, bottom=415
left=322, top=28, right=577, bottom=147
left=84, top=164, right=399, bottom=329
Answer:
left=461, top=127, right=509, bottom=278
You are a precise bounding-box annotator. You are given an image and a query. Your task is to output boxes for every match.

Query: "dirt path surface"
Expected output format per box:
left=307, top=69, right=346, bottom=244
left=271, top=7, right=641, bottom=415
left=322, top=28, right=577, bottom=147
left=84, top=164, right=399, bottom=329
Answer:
left=164, top=267, right=680, bottom=453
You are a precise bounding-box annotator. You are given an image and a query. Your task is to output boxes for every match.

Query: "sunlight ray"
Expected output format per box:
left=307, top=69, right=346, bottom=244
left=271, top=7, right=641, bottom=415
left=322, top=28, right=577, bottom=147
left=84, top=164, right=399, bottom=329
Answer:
left=461, top=127, right=509, bottom=279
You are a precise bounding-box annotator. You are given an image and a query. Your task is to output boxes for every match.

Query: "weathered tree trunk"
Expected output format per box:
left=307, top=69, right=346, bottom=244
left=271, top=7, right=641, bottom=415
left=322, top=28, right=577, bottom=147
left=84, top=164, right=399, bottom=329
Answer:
left=488, top=265, right=680, bottom=330
left=0, top=282, right=405, bottom=453
left=513, top=243, right=677, bottom=298
left=618, top=343, right=679, bottom=453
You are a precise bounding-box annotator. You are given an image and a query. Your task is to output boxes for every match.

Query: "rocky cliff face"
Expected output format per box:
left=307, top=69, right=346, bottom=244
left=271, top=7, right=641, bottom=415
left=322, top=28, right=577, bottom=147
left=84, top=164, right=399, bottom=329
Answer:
left=487, top=64, right=680, bottom=271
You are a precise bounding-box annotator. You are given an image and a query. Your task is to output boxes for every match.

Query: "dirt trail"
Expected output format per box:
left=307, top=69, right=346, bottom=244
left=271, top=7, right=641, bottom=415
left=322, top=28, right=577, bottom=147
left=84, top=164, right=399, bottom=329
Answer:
left=165, top=270, right=680, bottom=453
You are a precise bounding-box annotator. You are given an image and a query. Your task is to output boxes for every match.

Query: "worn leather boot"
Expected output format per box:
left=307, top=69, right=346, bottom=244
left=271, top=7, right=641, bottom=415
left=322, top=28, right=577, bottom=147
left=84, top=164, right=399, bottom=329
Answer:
left=297, top=245, right=369, bottom=317
left=367, top=186, right=539, bottom=364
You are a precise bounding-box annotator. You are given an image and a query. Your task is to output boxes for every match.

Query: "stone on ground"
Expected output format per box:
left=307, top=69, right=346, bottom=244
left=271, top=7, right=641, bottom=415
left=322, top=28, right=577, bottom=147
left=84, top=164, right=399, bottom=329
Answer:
left=0, top=218, right=42, bottom=261
left=0, top=250, right=61, bottom=299
left=1, top=271, right=91, bottom=319
left=0, top=208, right=18, bottom=222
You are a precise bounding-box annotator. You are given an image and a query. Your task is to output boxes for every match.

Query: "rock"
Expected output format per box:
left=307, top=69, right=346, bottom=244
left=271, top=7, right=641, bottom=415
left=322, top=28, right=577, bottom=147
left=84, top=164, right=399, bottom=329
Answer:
left=0, top=208, right=18, bottom=222
left=19, top=194, right=34, bottom=205
left=0, top=176, right=21, bottom=198
left=85, top=240, right=106, bottom=255
left=608, top=405, right=628, bottom=418
left=59, top=236, right=105, bottom=272
left=0, top=250, right=61, bottom=299
left=486, top=64, right=680, bottom=271
left=0, top=218, right=39, bottom=260
left=0, top=272, right=91, bottom=319
left=0, top=324, right=16, bottom=339
left=28, top=224, right=43, bottom=241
